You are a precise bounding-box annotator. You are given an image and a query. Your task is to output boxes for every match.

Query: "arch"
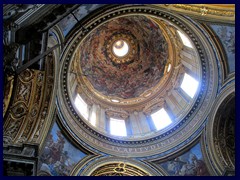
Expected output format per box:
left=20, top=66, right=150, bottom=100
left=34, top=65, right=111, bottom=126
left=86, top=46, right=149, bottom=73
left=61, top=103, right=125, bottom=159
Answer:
left=203, top=81, right=235, bottom=175
left=71, top=156, right=164, bottom=176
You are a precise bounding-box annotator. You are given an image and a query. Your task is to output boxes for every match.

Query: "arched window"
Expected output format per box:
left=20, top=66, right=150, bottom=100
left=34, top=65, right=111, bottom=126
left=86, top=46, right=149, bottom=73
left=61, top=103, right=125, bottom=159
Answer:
left=90, top=110, right=96, bottom=126
left=75, top=94, right=89, bottom=120
left=180, top=73, right=199, bottom=98
left=151, top=108, right=172, bottom=130
left=109, top=118, right=127, bottom=136
left=177, top=30, right=193, bottom=48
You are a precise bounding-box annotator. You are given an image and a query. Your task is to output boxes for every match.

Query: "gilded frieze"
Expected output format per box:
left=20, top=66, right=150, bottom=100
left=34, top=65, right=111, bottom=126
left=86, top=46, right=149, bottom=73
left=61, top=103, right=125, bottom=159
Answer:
left=155, top=4, right=235, bottom=23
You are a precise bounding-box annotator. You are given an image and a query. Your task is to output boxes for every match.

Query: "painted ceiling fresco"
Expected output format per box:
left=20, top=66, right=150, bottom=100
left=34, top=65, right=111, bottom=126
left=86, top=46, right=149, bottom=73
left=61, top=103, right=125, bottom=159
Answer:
left=73, top=4, right=105, bottom=21
left=79, top=15, right=168, bottom=99
left=210, top=25, right=235, bottom=73
left=58, top=13, right=77, bottom=37
left=58, top=4, right=105, bottom=37
left=38, top=122, right=86, bottom=176
left=158, top=143, right=210, bottom=176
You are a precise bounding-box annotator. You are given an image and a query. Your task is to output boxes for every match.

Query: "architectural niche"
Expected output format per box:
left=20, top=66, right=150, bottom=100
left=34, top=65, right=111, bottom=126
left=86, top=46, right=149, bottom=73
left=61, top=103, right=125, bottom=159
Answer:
left=203, top=82, right=235, bottom=176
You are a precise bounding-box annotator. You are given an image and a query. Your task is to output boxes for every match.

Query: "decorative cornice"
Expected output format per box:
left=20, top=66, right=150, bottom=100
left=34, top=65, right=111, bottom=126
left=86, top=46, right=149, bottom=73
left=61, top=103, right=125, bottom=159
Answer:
left=172, top=4, right=234, bottom=17
left=155, top=4, right=235, bottom=23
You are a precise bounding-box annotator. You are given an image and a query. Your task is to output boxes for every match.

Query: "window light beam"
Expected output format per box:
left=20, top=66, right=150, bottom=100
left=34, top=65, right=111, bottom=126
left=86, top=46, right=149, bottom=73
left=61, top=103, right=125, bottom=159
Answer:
left=74, top=94, right=89, bottom=120
left=90, top=110, right=96, bottom=126
left=151, top=108, right=172, bottom=130
left=180, top=73, right=199, bottom=98
left=177, top=30, right=193, bottom=48
left=110, top=118, right=127, bottom=137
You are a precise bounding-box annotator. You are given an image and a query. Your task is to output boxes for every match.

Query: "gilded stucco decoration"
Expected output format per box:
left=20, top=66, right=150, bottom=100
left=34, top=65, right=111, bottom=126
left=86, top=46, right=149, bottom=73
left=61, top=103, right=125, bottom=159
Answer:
left=73, top=156, right=163, bottom=176
left=3, top=52, right=56, bottom=148
left=3, top=75, right=14, bottom=117
left=172, top=4, right=234, bottom=17
left=90, top=162, right=149, bottom=176
left=3, top=69, right=44, bottom=145
left=155, top=4, right=235, bottom=22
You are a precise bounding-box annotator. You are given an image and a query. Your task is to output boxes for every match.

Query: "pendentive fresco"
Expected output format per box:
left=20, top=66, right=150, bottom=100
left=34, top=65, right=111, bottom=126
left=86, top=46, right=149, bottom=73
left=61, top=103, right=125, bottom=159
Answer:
left=38, top=122, right=86, bottom=176
left=210, top=25, right=235, bottom=73
left=158, top=143, right=210, bottom=176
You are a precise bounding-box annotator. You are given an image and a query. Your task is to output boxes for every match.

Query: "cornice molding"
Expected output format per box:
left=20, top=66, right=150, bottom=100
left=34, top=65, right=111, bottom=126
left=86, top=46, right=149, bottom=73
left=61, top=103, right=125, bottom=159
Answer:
left=154, top=4, right=235, bottom=23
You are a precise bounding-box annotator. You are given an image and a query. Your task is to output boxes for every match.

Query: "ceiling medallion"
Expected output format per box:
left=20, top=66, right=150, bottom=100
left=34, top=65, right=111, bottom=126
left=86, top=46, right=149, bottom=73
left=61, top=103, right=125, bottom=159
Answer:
left=107, top=33, right=137, bottom=65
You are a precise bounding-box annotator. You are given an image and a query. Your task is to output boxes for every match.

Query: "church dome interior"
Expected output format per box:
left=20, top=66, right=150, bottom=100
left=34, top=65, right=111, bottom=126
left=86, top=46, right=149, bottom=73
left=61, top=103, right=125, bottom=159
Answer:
left=67, top=14, right=201, bottom=140
left=3, top=4, right=235, bottom=176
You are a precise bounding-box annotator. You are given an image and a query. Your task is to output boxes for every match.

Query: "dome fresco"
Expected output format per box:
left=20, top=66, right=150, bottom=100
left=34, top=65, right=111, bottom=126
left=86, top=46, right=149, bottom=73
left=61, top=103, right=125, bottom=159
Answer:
left=58, top=5, right=217, bottom=158
left=79, top=15, right=168, bottom=99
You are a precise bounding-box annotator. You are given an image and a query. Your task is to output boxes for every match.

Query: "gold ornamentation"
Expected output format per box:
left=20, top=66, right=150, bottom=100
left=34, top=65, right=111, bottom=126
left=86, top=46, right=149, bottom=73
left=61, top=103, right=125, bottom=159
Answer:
left=4, top=116, right=24, bottom=143
left=172, top=4, right=234, bottom=17
left=18, top=84, right=31, bottom=101
left=19, top=68, right=34, bottom=82
left=3, top=75, right=14, bottom=117
left=113, top=163, right=126, bottom=173
left=10, top=102, right=28, bottom=118
left=3, top=69, right=45, bottom=145
left=91, top=162, right=149, bottom=176
left=200, top=7, right=208, bottom=16
left=33, top=52, right=56, bottom=153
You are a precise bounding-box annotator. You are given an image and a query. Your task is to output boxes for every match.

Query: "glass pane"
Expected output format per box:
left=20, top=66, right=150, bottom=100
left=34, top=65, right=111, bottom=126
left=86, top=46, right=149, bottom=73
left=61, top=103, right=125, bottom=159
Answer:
left=151, top=108, right=172, bottom=130
left=177, top=30, right=193, bottom=48
left=181, top=73, right=199, bottom=98
left=90, top=110, right=96, bottom=126
left=110, top=118, right=127, bottom=136
left=75, top=94, right=89, bottom=120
